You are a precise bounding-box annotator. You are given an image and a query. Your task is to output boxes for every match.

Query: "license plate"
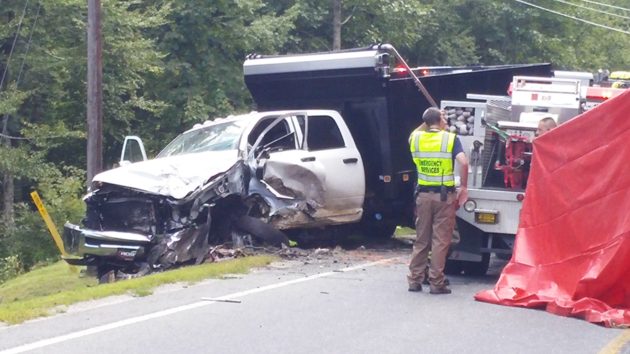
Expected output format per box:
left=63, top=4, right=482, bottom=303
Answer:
left=475, top=211, right=498, bottom=224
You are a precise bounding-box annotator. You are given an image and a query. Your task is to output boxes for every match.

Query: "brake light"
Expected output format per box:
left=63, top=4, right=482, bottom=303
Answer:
left=588, top=92, right=612, bottom=100
left=586, top=87, right=625, bottom=101
left=392, top=66, right=407, bottom=74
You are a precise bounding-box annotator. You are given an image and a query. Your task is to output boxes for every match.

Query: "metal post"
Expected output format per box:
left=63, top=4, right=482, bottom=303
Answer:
left=86, top=0, right=103, bottom=186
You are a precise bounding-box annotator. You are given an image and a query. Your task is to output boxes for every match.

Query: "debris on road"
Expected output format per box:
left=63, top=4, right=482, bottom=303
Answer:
left=200, top=298, right=242, bottom=304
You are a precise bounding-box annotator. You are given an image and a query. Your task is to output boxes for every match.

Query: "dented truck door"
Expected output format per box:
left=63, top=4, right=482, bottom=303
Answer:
left=248, top=111, right=365, bottom=226
left=297, top=112, right=365, bottom=222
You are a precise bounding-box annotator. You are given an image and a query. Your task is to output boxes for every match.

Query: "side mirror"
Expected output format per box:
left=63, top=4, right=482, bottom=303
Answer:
left=120, top=136, right=148, bottom=165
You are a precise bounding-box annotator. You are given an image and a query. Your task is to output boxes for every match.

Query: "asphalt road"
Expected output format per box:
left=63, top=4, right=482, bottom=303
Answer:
left=0, top=246, right=626, bottom=354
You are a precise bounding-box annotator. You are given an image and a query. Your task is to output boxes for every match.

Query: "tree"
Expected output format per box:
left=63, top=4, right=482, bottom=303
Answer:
left=0, top=0, right=171, bottom=270
left=0, top=86, right=28, bottom=226
left=332, top=0, right=341, bottom=50
left=133, top=0, right=298, bottom=155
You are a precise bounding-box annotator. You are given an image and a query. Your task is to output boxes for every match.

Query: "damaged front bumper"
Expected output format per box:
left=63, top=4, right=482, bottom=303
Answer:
left=62, top=223, right=151, bottom=265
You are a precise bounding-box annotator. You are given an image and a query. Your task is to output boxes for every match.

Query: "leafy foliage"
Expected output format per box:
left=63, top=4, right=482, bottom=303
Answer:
left=0, top=166, right=85, bottom=272
left=0, top=255, right=21, bottom=283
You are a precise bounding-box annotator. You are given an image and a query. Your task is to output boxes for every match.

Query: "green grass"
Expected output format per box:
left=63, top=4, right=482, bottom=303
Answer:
left=395, top=226, right=416, bottom=237
left=0, top=255, right=275, bottom=325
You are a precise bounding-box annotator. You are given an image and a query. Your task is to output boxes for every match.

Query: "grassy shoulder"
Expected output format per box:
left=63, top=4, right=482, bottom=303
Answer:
left=0, top=255, right=275, bottom=325
left=395, top=226, right=415, bottom=237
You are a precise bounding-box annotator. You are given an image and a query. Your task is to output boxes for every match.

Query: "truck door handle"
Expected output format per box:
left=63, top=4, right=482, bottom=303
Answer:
left=343, top=158, right=358, bottom=164
left=301, top=156, right=316, bottom=162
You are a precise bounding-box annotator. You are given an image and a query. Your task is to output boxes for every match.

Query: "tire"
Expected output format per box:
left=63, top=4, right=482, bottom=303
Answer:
left=97, top=265, right=116, bottom=284
left=360, top=220, right=396, bottom=240
left=450, top=218, right=491, bottom=276
left=445, top=253, right=490, bottom=276
left=461, top=253, right=490, bottom=276
left=234, top=215, right=290, bottom=246
left=444, top=259, right=464, bottom=275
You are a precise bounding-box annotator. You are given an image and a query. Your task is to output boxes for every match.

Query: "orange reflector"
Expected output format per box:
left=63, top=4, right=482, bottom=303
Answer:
left=402, top=174, right=409, bottom=182
left=475, top=211, right=498, bottom=224
left=383, top=175, right=392, bottom=183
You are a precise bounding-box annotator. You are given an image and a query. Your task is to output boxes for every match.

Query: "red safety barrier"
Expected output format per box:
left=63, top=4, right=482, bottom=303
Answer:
left=475, top=89, right=630, bottom=327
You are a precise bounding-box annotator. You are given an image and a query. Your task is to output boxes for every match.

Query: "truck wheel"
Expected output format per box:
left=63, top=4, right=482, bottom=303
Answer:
left=234, top=215, right=290, bottom=246
left=360, top=220, right=396, bottom=239
left=97, top=265, right=116, bottom=284
left=444, top=260, right=464, bottom=275
left=461, top=253, right=490, bottom=276
left=445, top=253, right=490, bottom=276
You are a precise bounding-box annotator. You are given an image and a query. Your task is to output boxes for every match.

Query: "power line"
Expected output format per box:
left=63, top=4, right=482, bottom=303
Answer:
left=1, top=0, right=31, bottom=148
left=0, top=0, right=28, bottom=90
left=513, top=0, right=630, bottom=35
left=577, top=0, right=630, bottom=12
left=550, top=0, right=630, bottom=20
left=0, top=0, right=30, bottom=90
left=16, top=2, right=42, bottom=87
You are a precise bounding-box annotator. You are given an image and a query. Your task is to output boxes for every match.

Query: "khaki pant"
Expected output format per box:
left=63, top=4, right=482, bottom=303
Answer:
left=408, top=191, right=456, bottom=288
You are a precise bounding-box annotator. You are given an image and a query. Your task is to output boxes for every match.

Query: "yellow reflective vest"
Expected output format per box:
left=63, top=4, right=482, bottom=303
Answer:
left=409, top=130, right=456, bottom=187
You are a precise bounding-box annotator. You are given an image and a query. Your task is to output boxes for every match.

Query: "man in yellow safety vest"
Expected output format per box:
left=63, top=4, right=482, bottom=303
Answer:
left=407, top=107, right=469, bottom=294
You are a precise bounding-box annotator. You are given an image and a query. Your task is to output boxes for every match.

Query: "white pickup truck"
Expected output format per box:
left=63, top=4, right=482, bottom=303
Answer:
left=63, top=110, right=367, bottom=279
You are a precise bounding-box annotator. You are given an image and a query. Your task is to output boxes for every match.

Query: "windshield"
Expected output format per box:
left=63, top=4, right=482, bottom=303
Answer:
left=157, top=120, right=247, bottom=158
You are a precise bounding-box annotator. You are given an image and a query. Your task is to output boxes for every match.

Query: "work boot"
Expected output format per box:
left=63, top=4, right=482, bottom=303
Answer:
left=429, top=286, right=452, bottom=295
left=408, top=283, right=423, bottom=292
left=423, top=277, right=449, bottom=286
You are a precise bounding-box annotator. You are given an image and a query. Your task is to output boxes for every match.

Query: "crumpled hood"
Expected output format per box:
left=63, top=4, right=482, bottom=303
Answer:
left=94, top=150, right=240, bottom=199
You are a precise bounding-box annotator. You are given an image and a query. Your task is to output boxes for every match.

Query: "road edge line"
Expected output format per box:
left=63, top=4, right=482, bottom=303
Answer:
left=599, top=329, right=630, bottom=354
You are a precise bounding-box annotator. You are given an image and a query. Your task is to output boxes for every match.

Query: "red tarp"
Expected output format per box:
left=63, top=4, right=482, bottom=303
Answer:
left=475, top=89, right=630, bottom=327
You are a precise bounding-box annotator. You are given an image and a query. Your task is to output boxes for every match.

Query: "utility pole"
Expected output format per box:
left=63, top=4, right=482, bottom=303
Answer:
left=86, top=0, right=103, bottom=186
left=332, top=0, right=341, bottom=51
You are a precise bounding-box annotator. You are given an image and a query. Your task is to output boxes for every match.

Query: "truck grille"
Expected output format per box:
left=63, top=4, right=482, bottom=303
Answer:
left=98, top=199, right=156, bottom=235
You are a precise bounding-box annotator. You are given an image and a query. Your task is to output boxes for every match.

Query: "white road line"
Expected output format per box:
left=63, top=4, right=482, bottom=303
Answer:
left=0, top=256, right=400, bottom=354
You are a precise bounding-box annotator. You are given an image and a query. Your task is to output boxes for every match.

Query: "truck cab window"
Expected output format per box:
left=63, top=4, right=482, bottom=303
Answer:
left=306, top=115, right=345, bottom=151
left=248, top=117, right=296, bottom=152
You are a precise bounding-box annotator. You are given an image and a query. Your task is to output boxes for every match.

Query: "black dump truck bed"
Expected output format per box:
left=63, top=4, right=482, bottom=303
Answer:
left=244, top=45, right=551, bottom=226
